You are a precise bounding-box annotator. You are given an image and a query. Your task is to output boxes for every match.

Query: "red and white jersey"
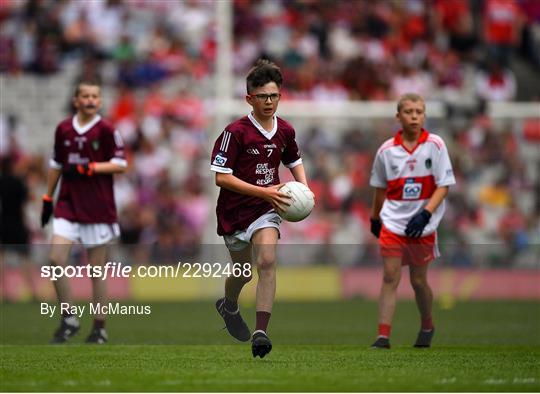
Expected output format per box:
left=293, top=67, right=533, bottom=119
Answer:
left=370, top=129, right=455, bottom=236
left=210, top=113, right=302, bottom=235
left=49, top=115, right=127, bottom=223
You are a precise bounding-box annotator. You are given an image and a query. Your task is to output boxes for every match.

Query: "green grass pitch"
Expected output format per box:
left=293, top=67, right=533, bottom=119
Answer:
left=1, top=300, right=539, bottom=391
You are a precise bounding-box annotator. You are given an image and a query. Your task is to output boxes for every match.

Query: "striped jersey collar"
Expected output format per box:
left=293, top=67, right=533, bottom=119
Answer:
left=248, top=113, right=277, bottom=140
left=394, top=129, right=429, bottom=154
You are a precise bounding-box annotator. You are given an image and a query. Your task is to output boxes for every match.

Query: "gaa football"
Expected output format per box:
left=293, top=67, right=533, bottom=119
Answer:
left=278, top=181, right=315, bottom=222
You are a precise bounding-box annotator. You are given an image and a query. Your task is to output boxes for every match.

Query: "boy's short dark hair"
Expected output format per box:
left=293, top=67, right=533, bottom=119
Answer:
left=74, top=80, right=101, bottom=97
left=397, top=93, right=425, bottom=112
left=246, top=59, right=283, bottom=93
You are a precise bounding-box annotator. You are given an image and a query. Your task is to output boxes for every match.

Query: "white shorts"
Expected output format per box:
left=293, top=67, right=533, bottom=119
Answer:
left=53, top=218, right=120, bottom=248
left=223, top=211, right=282, bottom=252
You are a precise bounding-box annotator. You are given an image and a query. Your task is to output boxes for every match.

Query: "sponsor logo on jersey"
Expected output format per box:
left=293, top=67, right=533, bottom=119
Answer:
left=264, top=143, right=277, bottom=149
left=403, top=178, right=422, bottom=200
left=67, top=152, right=86, bottom=165
left=247, top=148, right=260, bottom=155
left=212, top=152, right=227, bottom=166
left=425, top=158, right=432, bottom=169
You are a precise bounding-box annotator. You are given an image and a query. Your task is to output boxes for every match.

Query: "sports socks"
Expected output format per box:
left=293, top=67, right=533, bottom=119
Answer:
left=378, top=323, right=391, bottom=338
left=255, top=311, right=271, bottom=332
left=421, top=316, right=433, bottom=331
left=61, top=313, right=79, bottom=328
left=62, top=311, right=73, bottom=318
left=93, top=319, right=105, bottom=330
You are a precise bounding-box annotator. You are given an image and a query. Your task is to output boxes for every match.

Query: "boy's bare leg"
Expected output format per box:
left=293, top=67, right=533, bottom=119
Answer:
left=216, top=244, right=253, bottom=342
left=250, top=227, right=278, bottom=358
left=85, top=244, right=109, bottom=343
left=410, top=263, right=435, bottom=347
left=378, top=257, right=402, bottom=326
left=87, top=245, right=108, bottom=320
left=372, top=256, right=402, bottom=348
left=49, top=235, right=74, bottom=308
left=409, top=264, right=433, bottom=323
left=49, top=235, right=78, bottom=343
left=251, top=227, right=279, bottom=314
left=225, top=245, right=253, bottom=302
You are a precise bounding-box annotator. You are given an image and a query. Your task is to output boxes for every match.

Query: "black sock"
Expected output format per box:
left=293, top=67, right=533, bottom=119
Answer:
left=224, top=297, right=238, bottom=312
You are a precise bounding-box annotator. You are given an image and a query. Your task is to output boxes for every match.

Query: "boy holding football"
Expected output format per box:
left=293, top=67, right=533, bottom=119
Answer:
left=210, top=59, right=309, bottom=358
left=369, top=93, right=455, bottom=349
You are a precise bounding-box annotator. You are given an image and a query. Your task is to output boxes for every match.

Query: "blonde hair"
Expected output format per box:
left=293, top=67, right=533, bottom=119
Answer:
left=397, top=93, right=425, bottom=112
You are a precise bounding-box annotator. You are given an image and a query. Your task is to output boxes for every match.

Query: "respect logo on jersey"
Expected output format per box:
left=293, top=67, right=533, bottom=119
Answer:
left=255, top=163, right=275, bottom=185
left=403, top=179, right=422, bottom=200
left=212, top=152, right=228, bottom=166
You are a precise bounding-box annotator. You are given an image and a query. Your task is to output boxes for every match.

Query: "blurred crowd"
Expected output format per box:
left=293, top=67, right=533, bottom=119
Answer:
left=1, top=0, right=539, bottom=268
left=230, top=0, right=540, bottom=103
left=2, top=0, right=540, bottom=100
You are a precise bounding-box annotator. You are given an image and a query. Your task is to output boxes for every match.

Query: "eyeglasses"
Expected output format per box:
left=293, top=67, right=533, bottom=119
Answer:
left=250, top=93, right=281, bottom=102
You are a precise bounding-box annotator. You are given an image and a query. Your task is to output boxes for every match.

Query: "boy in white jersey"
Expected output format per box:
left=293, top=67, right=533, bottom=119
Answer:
left=369, top=93, right=455, bottom=349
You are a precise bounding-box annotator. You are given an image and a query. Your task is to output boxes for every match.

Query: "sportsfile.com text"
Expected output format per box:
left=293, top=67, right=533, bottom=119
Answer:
left=40, top=262, right=252, bottom=281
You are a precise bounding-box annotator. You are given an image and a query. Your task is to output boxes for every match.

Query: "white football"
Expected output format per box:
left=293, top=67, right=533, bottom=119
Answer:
left=278, top=181, right=315, bottom=222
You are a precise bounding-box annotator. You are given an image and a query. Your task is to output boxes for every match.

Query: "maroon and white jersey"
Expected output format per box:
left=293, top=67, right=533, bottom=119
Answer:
left=210, top=113, right=302, bottom=235
left=49, top=115, right=127, bottom=223
left=370, top=129, right=455, bottom=236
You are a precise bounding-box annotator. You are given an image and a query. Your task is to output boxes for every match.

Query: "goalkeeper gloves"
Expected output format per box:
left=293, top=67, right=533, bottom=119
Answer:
left=41, top=194, right=53, bottom=227
left=405, top=209, right=432, bottom=238
left=370, top=218, right=382, bottom=238
left=63, top=162, right=96, bottom=178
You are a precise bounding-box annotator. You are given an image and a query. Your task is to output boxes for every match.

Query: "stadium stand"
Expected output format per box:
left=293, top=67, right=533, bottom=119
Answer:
left=1, top=0, right=539, bottom=269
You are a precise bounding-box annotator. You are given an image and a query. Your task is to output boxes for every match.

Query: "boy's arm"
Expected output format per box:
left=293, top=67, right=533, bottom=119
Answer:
left=369, top=187, right=386, bottom=238
left=215, top=172, right=291, bottom=212
left=45, top=168, right=62, bottom=198
left=41, top=168, right=61, bottom=227
left=424, top=186, right=449, bottom=214
left=370, top=187, right=386, bottom=220
left=91, top=162, right=126, bottom=174
left=289, top=164, right=308, bottom=186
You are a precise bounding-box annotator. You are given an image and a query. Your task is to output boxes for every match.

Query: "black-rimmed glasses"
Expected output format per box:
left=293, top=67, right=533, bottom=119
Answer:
left=250, top=93, right=281, bottom=102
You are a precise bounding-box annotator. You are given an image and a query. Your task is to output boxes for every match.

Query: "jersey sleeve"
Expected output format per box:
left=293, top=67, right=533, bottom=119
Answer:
left=210, top=130, right=239, bottom=174
left=433, top=140, right=456, bottom=187
left=369, top=150, right=387, bottom=188
left=104, top=128, right=127, bottom=167
left=49, top=125, right=63, bottom=170
left=281, top=128, right=302, bottom=168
